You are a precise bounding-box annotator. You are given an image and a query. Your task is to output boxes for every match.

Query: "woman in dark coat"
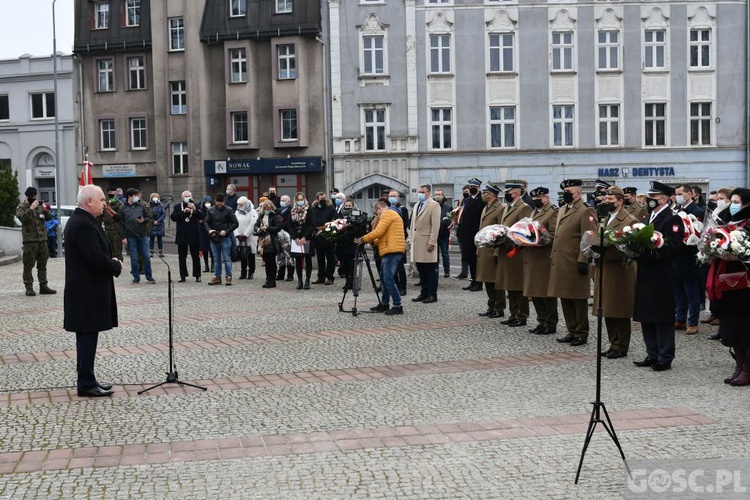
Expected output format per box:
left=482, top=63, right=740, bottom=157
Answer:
left=709, top=188, right=750, bottom=386
left=254, top=200, right=283, bottom=288
left=148, top=193, right=167, bottom=257
left=199, top=196, right=214, bottom=272
left=171, top=192, right=205, bottom=282
left=289, top=192, right=316, bottom=290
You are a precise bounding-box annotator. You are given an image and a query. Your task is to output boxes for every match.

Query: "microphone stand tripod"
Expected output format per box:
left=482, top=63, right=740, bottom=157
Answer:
left=574, top=214, right=629, bottom=483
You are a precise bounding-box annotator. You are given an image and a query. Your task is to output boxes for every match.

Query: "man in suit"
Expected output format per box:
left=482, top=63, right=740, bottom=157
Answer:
left=63, top=185, right=123, bottom=397
left=633, top=181, right=684, bottom=372
left=454, top=185, right=471, bottom=279
left=457, top=178, right=485, bottom=291
left=524, top=187, right=559, bottom=335
left=548, top=179, right=597, bottom=346
left=476, top=183, right=506, bottom=318
left=496, top=182, right=532, bottom=326
left=410, top=184, right=442, bottom=303
left=674, top=184, right=705, bottom=335
left=171, top=190, right=205, bottom=283
left=594, top=187, right=639, bottom=359
left=623, top=187, right=648, bottom=223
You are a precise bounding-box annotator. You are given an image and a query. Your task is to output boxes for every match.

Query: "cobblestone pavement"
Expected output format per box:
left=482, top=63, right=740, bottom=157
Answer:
left=0, top=254, right=748, bottom=499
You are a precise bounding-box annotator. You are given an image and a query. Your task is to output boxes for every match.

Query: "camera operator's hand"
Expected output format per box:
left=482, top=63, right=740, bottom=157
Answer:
left=354, top=237, right=363, bottom=245
left=577, top=262, right=589, bottom=275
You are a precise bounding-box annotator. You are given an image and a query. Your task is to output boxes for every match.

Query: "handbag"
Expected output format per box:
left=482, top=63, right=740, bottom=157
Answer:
left=717, top=270, right=750, bottom=293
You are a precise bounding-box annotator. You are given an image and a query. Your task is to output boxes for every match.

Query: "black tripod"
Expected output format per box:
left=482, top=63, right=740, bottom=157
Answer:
left=139, top=256, right=207, bottom=394
left=338, top=244, right=381, bottom=316
left=574, top=217, right=629, bottom=483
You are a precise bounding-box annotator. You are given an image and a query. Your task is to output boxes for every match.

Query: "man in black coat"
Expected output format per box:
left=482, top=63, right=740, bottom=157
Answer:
left=674, top=184, right=705, bottom=335
left=171, top=190, right=205, bottom=283
left=633, top=181, right=684, bottom=372
left=63, top=185, right=123, bottom=397
left=457, top=177, right=485, bottom=291
left=309, top=192, right=337, bottom=284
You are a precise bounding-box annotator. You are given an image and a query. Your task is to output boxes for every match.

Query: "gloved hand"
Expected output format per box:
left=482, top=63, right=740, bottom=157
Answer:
left=577, top=262, right=589, bottom=275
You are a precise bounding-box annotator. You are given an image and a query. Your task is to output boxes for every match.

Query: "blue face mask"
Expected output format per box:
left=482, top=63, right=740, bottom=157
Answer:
left=729, top=203, right=742, bottom=216
left=417, top=193, right=426, bottom=202
left=132, top=196, right=140, bottom=203
left=296, top=200, right=305, bottom=207
left=279, top=201, right=287, bottom=208
left=388, top=196, right=398, bottom=205
left=335, top=198, right=343, bottom=206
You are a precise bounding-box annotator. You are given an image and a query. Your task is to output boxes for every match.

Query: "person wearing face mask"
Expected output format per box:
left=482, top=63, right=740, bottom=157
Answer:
left=475, top=183, right=506, bottom=318
left=199, top=196, right=215, bottom=272
left=593, top=187, right=639, bottom=359
left=101, top=187, right=124, bottom=261
left=409, top=185, right=442, bottom=304
left=336, top=199, right=359, bottom=290
left=524, top=187, right=559, bottom=335
left=673, top=184, right=705, bottom=336
left=224, top=184, right=239, bottom=211
left=254, top=200, right=283, bottom=288
left=118, top=188, right=155, bottom=284
left=547, top=179, right=597, bottom=347
left=267, top=186, right=278, bottom=205
left=387, top=190, right=410, bottom=295
left=453, top=185, right=472, bottom=279
left=288, top=192, right=315, bottom=289
left=675, top=184, right=705, bottom=221
left=205, top=193, right=239, bottom=286
left=275, top=195, right=295, bottom=282
left=310, top=191, right=337, bottom=285
left=16, top=186, right=56, bottom=296
left=148, top=193, right=166, bottom=258
left=171, top=191, right=205, bottom=283
left=233, top=196, right=258, bottom=281
left=623, top=187, right=647, bottom=223
left=632, top=181, right=684, bottom=372
left=434, top=189, right=451, bottom=278
left=707, top=188, right=750, bottom=386
left=457, top=177, right=486, bottom=291
left=710, top=187, right=734, bottom=223
left=334, top=192, right=347, bottom=215
left=495, top=182, right=533, bottom=326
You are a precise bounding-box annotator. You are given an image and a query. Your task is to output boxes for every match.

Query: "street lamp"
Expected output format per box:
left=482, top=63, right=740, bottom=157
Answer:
left=52, top=0, right=62, bottom=257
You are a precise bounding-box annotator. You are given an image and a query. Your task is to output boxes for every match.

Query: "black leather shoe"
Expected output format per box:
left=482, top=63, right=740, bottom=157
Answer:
left=98, top=382, right=113, bottom=390
left=600, top=348, right=614, bottom=357
left=633, top=358, right=657, bottom=367
left=652, top=362, right=672, bottom=372
left=508, top=319, right=527, bottom=327
left=412, top=294, right=426, bottom=302
left=454, top=273, right=468, bottom=279
left=528, top=325, right=543, bottom=334
left=487, top=311, right=504, bottom=319
left=384, top=306, right=403, bottom=315
left=607, top=350, right=627, bottom=359
left=25, top=289, right=36, bottom=296
left=536, top=327, right=555, bottom=335
left=570, top=337, right=587, bottom=346
left=708, top=332, right=721, bottom=340
left=196, top=277, right=202, bottom=283
left=557, top=335, right=575, bottom=343
left=462, top=282, right=477, bottom=291
left=500, top=317, right=516, bottom=325
left=468, top=283, right=483, bottom=292
left=178, top=277, right=187, bottom=283
left=77, top=387, right=114, bottom=397
left=399, top=289, right=407, bottom=296
left=478, top=309, right=493, bottom=317
left=370, top=303, right=390, bottom=312
left=423, top=296, right=437, bottom=304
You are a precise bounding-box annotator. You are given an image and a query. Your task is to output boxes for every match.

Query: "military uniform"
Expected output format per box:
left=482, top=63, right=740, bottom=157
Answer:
left=15, top=188, right=55, bottom=296
left=625, top=202, right=648, bottom=223
left=548, top=182, right=597, bottom=344
left=495, top=192, right=532, bottom=324
left=475, top=187, right=505, bottom=316
left=100, top=195, right=123, bottom=261
left=523, top=193, right=558, bottom=334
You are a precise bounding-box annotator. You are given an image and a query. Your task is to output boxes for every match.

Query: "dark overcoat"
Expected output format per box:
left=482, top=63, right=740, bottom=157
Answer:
left=63, top=208, right=122, bottom=332
left=592, top=210, right=639, bottom=318
left=548, top=199, right=597, bottom=300
left=457, top=194, right=485, bottom=248
left=633, top=207, right=683, bottom=324
left=523, top=202, right=558, bottom=298
left=495, top=198, right=532, bottom=291
left=171, top=202, right=205, bottom=245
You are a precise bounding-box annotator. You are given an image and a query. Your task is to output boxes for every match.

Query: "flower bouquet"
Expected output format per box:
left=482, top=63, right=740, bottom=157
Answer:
left=676, top=211, right=704, bottom=246
left=697, top=219, right=750, bottom=263
left=317, top=218, right=354, bottom=244
left=581, top=223, right=664, bottom=265
left=508, top=218, right=552, bottom=247
left=474, top=224, right=511, bottom=249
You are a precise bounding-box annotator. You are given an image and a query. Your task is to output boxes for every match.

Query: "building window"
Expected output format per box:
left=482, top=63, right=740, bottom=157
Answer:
left=598, top=104, right=619, bottom=146
left=644, top=103, right=666, bottom=146
left=0, top=95, right=8, bottom=121
left=551, top=32, right=574, bottom=71
left=552, top=105, right=574, bottom=147
left=94, top=2, right=109, bottom=29
left=276, top=0, right=292, bottom=14
left=129, top=118, right=147, bottom=150
left=30, top=93, right=55, bottom=119
left=427, top=0, right=451, bottom=3
left=364, top=108, right=386, bottom=151
left=489, top=106, right=515, bottom=148
left=169, top=18, right=185, bottom=51
left=644, top=30, right=666, bottom=69
left=362, top=36, right=385, bottom=75
left=597, top=31, right=619, bottom=70
left=690, top=102, right=711, bottom=146
left=690, top=29, right=711, bottom=68
left=172, top=142, right=188, bottom=175
left=128, top=56, right=146, bottom=90
left=431, top=108, right=452, bottom=150
left=100, top=119, right=116, bottom=150
left=277, top=44, right=296, bottom=79
left=170, top=81, right=187, bottom=114
left=97, top=59, right=114, bottom=92
left=488, top=33, right=514, bottom=73
left=125, top=0, right=140, bottom=27
left=229, top=48, right=247, bottom=83
left=231, top=0, right=246, bottom=17
left=429, top=34, right=451, bottom=74
left=232, top=112, right=248, bottom=143
left=280, top=109, right=298, bottom=141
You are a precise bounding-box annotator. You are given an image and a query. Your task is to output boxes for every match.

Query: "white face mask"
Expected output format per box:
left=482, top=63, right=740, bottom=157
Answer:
left=152, top=198, right=159, bottom=204
left=204, top=203, right=211, bottom=208
left=716, top=199, right=727, bottom=209
left=675, top=195, right=685, bottom=205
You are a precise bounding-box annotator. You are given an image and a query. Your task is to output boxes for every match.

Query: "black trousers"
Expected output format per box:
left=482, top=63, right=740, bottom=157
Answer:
left=338, top=254, right=354, bottom=287
left=416, top=262, right=438, bottom=298
left=178, top=243, right=201, bottom=278
left=316, top=245, right=336, bottom=280
left=395, top=252, right=407, bottom=290
left=263, top=252, right=277, bottom=282
left=531, top=297, right=558, bottom=329
left=461, top=242, right=478, bottom=280
left=76, top=331, right=99, bottom=390
left=641, top=322, right=675, bottom=364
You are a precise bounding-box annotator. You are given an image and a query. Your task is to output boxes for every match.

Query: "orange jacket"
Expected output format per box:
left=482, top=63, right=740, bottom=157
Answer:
left=363, top=208, right=405, bottom=256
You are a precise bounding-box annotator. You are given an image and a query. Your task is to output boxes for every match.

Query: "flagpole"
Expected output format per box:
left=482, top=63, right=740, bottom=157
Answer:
left=52, top=0, right=62, bottom=258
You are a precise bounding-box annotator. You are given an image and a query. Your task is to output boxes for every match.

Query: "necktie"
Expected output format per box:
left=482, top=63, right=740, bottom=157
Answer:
left=417, top=201, right=423, bottom=215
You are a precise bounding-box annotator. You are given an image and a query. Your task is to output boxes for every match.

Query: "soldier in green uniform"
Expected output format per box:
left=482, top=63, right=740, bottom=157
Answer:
left=15, top=187, right=56, bottom=296
left=101, top=187, right=124, bottom=261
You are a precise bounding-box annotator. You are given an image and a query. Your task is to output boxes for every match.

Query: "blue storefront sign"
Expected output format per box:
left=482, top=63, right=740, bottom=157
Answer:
left=204, top=157, right=323, bottom=176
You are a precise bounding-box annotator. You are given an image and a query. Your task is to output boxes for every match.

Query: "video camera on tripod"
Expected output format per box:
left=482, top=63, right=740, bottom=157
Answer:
left=343, top=210, right=370, bottom=238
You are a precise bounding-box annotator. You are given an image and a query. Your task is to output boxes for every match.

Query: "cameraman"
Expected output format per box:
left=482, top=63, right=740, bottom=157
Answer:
left=355, top=199, right=406, bottom=315
left=337, top=199, right=359, bottom=289
left=16, top=187, right=55, bottom=296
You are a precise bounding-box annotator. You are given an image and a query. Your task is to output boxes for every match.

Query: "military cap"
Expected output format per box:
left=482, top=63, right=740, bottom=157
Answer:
left=560, top=179, right=583, bottom=189
left=595, top=179, right=612, bottom=190
left=647, top=181, right=675, bottom=196
left=607, top=186, right=625, bottom=197
left=468, top=177, right=482, bottom=187
left=504, top=181, right=523, bottom=191
left=482, top=183, right=501, bottom=196
left=529, top=187, right=549, bottom=197
left=623, top=187, right=637, bottom=195
left=24, top=186, right=37, bottom=197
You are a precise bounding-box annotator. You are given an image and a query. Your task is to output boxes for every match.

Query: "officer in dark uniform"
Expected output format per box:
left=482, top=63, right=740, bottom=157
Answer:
left=457, top=177, right=486, bottom=291
left=101, top=187, right=124, bottom=261
left=623, top=187, right=647, bottom=223
left=633, top=181, right=684, bottom=372
left=16, top=187, right=56, bottom=296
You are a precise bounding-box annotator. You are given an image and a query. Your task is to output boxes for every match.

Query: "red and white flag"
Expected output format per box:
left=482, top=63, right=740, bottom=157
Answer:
left=79, top=161, right=93, bottom=187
